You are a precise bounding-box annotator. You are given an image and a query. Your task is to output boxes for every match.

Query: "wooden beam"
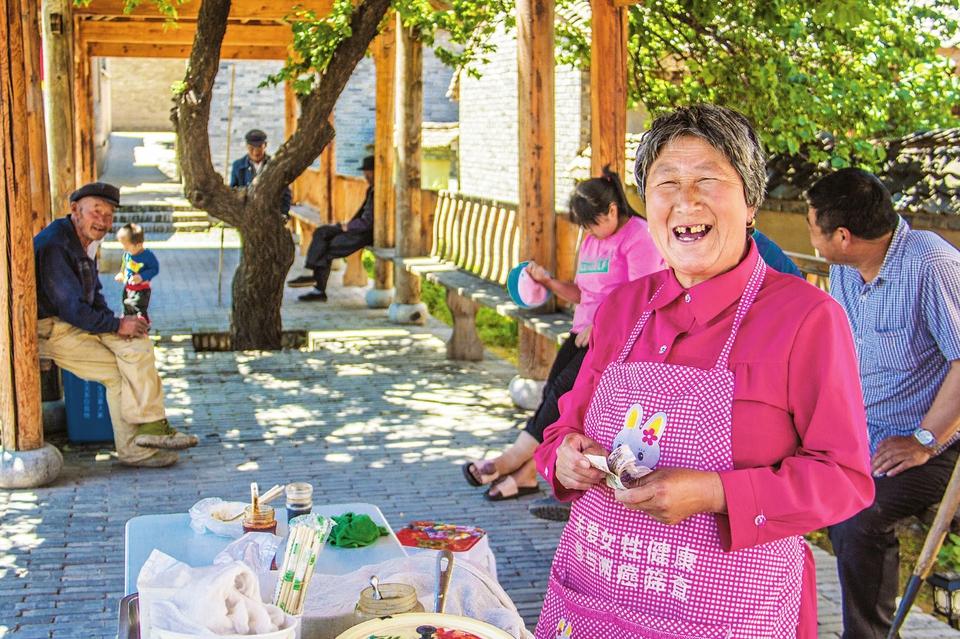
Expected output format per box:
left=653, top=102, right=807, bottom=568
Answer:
left=284, top=79, right=300, bottom=202
left=74, top=0, right=334, bottom=20
left=1, top=0, right=44, bottom=452
left=87, top=41, right=290, bottom=60
left=77, top=19, right=293, bottom=47
left=42, top=0, right=77, bottom=218
left=590, top=0, right=628, bottom=178
left=517, top=0, right=556, bottom=379
left=394, top=17, right=423, bottom=305
left=372, top=16, right=395, bottom=292
left=22, top=0, right=51, bottom=234
left=73, top=38, right=95, bottom=184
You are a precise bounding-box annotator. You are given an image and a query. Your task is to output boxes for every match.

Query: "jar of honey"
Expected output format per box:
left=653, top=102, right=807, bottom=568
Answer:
left=242, top=505, right=278, bottom=535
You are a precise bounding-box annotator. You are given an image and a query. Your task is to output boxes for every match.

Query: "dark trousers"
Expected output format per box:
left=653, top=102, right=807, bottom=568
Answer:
left=122, top=287, right=151, bottom=321
left=305, top=225, right=371, bottom=294
left=829, top=443, right=960, bottom=639
left=524, top=332, right=589, bottom=443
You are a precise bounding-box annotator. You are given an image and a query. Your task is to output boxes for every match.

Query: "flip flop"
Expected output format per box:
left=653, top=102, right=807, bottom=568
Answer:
left=462, top=460, right=500, bottom=487
left=484, top=475, right=541, bottom=502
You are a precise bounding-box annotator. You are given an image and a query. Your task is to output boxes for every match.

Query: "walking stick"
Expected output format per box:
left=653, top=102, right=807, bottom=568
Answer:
left=887, top=457, right=960, bottom=639
left=217, top=64, right=237, bottom=307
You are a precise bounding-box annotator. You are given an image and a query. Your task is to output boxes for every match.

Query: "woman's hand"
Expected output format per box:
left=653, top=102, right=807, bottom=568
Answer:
left=555, top=433, right=607, bottom=491
left=525, top=261, right=552, bottom=285
left=614, top=468, right=726, bottom=525
left=574, top=325, right=592, bottom=348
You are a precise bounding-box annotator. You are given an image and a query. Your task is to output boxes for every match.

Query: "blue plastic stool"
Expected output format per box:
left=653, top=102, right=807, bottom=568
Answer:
left=62, top=369, right=114, bottom=443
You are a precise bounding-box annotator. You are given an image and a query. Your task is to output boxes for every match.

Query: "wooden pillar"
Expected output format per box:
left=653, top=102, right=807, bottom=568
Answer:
left=590, top=0, right=628, bottom=178
left=284, top=79, right=301, bottom=204
left=22, top=0, right=51, bottom=234
left=372, top=16, right=395, bottom=295
left=1, top=0, right=46, bottom=454
left=392, top=17, right=424, bottom=312
left=41, top=0, right=75, bottom=218
left=72, top=30, right=95, bottom=184
left=517, top=0, right=556, bottom=381
left=319, top=114, right=335, bottom=225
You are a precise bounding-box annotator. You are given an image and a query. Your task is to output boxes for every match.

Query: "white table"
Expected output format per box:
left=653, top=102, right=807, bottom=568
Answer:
left=124, top=502, right=407, bottom=595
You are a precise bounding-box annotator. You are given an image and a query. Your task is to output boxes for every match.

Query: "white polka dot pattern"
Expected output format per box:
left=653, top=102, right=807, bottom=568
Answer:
left=536, top=258, right=805, bottom=639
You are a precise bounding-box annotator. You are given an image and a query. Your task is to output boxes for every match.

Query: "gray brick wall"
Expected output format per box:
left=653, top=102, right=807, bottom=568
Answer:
left=458, top=25, right=588, bottom=211
left=335, top=47, right=458, bottom=176
left=208, top=61, right=286, bottom=179
left=107, top=58, right=186, bottom=131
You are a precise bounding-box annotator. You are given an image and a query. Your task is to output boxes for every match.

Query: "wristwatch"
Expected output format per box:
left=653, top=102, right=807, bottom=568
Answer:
left=913, top=427, right=938, bottom=449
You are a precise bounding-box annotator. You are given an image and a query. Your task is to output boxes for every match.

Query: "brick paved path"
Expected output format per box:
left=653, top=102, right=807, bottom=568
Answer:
left=2, top=235, right=957, bottom=638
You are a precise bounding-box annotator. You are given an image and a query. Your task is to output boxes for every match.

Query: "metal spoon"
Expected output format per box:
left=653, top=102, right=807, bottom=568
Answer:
left=370, top=575, right=383, bottom=600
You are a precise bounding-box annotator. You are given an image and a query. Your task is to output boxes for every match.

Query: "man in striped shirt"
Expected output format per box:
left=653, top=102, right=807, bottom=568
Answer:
left=806, top=167, right=960, bottom=639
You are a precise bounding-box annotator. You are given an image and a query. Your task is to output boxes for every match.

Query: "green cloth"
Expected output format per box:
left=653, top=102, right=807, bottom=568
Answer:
left=328, top=512, right=389, bottom=548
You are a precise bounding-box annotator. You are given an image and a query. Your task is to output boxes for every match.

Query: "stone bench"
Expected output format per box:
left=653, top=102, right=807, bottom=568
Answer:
left=289, top=203, right=367, bottom=288
left=388, top=191, right=573, bottom=360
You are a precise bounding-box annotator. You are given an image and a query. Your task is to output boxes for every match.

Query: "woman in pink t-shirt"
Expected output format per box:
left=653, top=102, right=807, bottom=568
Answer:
left=463, top=167, right=664, bottom=501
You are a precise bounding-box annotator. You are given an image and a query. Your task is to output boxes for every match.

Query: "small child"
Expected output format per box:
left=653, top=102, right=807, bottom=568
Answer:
left=114, top=223, right=159, bottom=322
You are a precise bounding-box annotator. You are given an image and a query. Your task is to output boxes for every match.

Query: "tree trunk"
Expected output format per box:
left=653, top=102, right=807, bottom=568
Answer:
left=230, top=210, right=295, bottom=350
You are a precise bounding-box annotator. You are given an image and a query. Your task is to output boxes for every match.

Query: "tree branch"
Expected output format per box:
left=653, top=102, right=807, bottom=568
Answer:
left=256, top=0, right=392, bottom=208
left=172, top=0, right=243, bottom=224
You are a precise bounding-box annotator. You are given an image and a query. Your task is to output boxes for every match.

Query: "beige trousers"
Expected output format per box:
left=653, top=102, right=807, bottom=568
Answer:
left=38, top=317, right=167, bottom=463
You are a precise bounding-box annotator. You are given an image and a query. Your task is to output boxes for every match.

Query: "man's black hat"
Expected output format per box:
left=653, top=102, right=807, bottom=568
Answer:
left=70, top=182, right=120, bottom=207
left=245, top=129, right=268, bottom=146
left=358, top=155, right=375, bottom=171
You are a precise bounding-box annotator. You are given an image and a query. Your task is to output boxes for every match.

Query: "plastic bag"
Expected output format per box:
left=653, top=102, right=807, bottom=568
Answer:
left=189, top=497, right=247, bottom=538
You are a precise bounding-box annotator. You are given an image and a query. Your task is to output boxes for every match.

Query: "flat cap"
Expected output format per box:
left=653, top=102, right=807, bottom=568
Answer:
left=245, top=129, right=267, bottom=145
left=70, top=182, right=120, bottom=207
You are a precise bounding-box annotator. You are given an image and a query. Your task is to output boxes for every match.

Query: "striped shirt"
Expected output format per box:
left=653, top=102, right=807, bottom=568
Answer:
left=830, top=217, right=960, bottom=455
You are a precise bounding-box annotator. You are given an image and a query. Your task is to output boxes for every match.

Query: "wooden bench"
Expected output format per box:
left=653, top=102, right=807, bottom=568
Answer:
left=386, top=191, right=574, bottom=360
left=289, top=203, right=368, bottom=288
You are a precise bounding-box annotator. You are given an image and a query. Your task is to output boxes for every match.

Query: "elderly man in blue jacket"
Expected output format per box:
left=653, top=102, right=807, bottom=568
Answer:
left=230, top=129, right=291, bottom=220
left=34, top=182, right=198, bottom=468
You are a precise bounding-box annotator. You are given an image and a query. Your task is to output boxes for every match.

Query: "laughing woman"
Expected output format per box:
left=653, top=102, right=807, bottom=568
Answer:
left=533, top=105, right=874, bottom=638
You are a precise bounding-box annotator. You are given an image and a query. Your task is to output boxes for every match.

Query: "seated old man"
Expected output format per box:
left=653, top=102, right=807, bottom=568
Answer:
left=34, top=182, right=198, bottom=468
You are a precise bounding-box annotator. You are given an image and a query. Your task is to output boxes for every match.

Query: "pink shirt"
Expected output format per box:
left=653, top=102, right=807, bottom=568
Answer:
left=535, top=241, right=874, bottom=638
left=573, top=216, right=664, bottom=333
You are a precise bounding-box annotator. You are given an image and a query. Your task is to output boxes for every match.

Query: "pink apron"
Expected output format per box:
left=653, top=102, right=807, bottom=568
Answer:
left=536, top=258, right=804, bottom=639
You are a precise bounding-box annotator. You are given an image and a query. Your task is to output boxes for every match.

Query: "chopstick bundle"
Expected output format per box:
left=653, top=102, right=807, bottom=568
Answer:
left=273, top=513, right=333, bottom=615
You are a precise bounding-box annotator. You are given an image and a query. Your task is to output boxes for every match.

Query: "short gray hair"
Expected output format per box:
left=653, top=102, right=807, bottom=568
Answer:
left=633, top=104, right=767, bottom=209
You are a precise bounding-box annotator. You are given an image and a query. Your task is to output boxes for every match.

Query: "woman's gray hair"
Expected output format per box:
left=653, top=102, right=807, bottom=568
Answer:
left=633, top=104, right=767, bottom=209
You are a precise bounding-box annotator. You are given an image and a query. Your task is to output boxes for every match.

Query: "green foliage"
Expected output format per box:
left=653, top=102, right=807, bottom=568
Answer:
left=624, top=1, right=960, bottom=169
left=552, top=1, right=959, bottom=168
left=263, top=0, right=358, bottom=94
left=262, top=0, right=516, bottom=91
left=395, top=0, right=516, bottom=79
left=420, top=278, right=453, bottom=325
left=939, top=533, right=960, bottom=573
